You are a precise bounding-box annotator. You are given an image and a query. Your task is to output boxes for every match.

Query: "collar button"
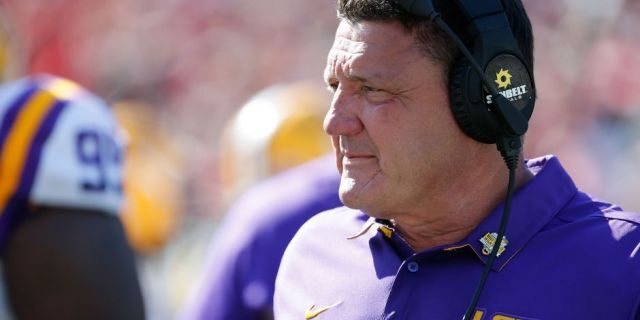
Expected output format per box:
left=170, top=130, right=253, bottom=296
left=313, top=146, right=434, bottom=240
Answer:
left=407, top=261, right=420, bottom=273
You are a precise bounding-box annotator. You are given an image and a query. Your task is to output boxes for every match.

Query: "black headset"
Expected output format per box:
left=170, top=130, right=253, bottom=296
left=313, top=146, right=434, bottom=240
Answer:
left=398, top=0, right=535, bottom=147
left=394, top=0, right=536, bottom=318
left=448, top=1, right=535, bottom=145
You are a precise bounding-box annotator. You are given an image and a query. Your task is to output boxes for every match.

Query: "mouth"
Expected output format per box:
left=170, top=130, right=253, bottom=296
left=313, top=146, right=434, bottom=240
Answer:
left=342, top=152, right=377, bottom=165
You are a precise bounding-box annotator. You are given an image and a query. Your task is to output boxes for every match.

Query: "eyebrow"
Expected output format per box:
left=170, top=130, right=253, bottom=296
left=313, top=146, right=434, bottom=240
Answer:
left=324, top=72, right=376, bottom=87
left=346, top=71, right=386, bottom=86
left=324, top=52, right=385, bottom=85
left=325, top=62, right=377, bottom=81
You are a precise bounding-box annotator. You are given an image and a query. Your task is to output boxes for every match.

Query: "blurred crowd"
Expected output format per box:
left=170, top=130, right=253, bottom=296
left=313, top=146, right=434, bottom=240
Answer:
left=1, top=0, right=639, bottom=318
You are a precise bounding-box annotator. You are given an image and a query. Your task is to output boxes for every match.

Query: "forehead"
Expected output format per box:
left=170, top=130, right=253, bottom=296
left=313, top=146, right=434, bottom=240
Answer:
left=326, top=20, right=424, bottom=73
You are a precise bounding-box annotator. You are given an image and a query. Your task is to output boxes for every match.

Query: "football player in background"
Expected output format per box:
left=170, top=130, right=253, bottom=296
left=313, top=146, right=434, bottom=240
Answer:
left=0, top=74, right=145, bottom=320
left=0, top=14, right=144, bottom=318
left=179, top=82, right=342, bottom=320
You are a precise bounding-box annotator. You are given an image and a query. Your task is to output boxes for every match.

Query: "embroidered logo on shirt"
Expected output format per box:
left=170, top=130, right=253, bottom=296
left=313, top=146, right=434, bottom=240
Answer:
left=304, top=301, right=342, bottom=319
left=472, top=310, right=536, bottom=320
left=479, top=232, right=509, bottom=257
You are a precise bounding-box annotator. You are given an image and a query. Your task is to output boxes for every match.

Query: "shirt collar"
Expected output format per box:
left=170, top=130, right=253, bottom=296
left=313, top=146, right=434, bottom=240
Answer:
left=353, top=155, right=577, bottom=271
left=362, top=155, right=578, bottom=271
left=461, top=155, right=578, bottom=271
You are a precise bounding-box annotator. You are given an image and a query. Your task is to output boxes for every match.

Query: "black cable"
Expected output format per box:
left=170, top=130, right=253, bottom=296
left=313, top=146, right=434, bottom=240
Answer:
left=426, top=11, right=524, bottom=319
left=430, top=12, right=524, bottom=319
left=394, top=4, right=524, bottom=317
left=462, top=152, right=518, bottom=320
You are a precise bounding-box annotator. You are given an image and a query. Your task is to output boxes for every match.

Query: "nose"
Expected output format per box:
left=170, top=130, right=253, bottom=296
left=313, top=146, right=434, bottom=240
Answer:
left=323, top=89, right=364, bottom=137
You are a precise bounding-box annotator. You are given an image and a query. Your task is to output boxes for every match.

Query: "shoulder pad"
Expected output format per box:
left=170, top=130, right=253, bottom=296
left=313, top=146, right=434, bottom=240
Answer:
left=0, top=75, right=124, bottom=215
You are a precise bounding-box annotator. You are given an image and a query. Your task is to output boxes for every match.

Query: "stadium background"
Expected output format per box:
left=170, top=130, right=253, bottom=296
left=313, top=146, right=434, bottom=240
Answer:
left=2, top=0, right=639, bottom=318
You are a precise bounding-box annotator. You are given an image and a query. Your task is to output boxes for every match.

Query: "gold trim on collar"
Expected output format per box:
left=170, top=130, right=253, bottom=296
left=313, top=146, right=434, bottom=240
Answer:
left=378, top=225, right=393, bottom=239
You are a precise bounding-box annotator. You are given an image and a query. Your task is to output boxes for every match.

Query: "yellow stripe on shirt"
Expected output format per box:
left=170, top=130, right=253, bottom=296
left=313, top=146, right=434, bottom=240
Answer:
left=0, top=87, right=61, bottom=213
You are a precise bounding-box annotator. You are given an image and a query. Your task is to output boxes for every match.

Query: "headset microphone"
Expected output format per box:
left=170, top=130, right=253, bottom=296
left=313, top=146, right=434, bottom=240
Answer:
left=394, top=0, right=536, bottom=319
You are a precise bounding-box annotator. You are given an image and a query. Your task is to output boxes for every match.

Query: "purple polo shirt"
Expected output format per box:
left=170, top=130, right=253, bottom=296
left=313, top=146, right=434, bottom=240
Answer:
left=179, top=154, right=342, bottom=320
left=274, top=155, right=640, bottom=320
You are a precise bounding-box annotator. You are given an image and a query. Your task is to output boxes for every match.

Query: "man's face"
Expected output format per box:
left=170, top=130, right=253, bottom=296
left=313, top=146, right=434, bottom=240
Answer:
left=324, top=20, right=476, bottom=218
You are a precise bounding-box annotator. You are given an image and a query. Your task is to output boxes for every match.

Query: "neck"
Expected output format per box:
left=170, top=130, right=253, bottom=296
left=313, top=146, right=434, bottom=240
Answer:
left=393, top=156, right=533, bottom=252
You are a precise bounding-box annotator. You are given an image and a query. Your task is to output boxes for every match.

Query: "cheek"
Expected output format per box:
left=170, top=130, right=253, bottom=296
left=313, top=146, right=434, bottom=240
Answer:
left=363, top=102, right=419, bottom=148
left=360, top=103, right=404, bottom=145
left=365, top=102, right=402, bottom=124
left=361, top=104, right=412, bottom=170
left=363, top=102, right=447, bottom=172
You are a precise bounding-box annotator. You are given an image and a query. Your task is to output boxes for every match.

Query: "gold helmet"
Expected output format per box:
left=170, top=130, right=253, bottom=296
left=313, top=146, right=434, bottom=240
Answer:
left=220, top=82, right=332, bottom=203
left=113, top=100, right=185, bottom=253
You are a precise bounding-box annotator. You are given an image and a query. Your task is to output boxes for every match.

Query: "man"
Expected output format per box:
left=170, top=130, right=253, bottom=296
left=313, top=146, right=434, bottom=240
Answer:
left=0, top=74, right=145, bottom=319
left=179, top=83, right=341, bottom=320
left=274, top=1, right=640, bottom=319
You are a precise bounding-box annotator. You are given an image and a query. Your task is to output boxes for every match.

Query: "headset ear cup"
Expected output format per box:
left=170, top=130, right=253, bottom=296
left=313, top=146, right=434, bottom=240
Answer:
left=448, top=58, right=499, bottom=144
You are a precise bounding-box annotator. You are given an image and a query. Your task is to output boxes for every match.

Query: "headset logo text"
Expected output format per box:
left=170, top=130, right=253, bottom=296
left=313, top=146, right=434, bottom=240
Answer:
left=486, top=68, right=527, bottom=105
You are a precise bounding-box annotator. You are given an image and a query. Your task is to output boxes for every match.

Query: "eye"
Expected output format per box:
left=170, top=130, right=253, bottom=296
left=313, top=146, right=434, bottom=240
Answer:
left=362, top=85, right=379, bottom=92
left=326, top=80, right=338, bottom=93
left=362, top=85, right=394, bottom=103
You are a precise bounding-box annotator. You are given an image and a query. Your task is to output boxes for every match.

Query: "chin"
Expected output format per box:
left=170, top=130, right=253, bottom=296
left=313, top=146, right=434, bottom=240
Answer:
left=338, top=189, right=359, bottom=209
left=338, top=188, right=367, bottom=211
left=339, top=189, right=392, bottom=219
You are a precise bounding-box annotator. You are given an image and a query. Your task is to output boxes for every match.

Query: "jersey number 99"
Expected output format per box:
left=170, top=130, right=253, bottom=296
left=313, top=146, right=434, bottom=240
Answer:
left=76, top=129, right=123, bottom=193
